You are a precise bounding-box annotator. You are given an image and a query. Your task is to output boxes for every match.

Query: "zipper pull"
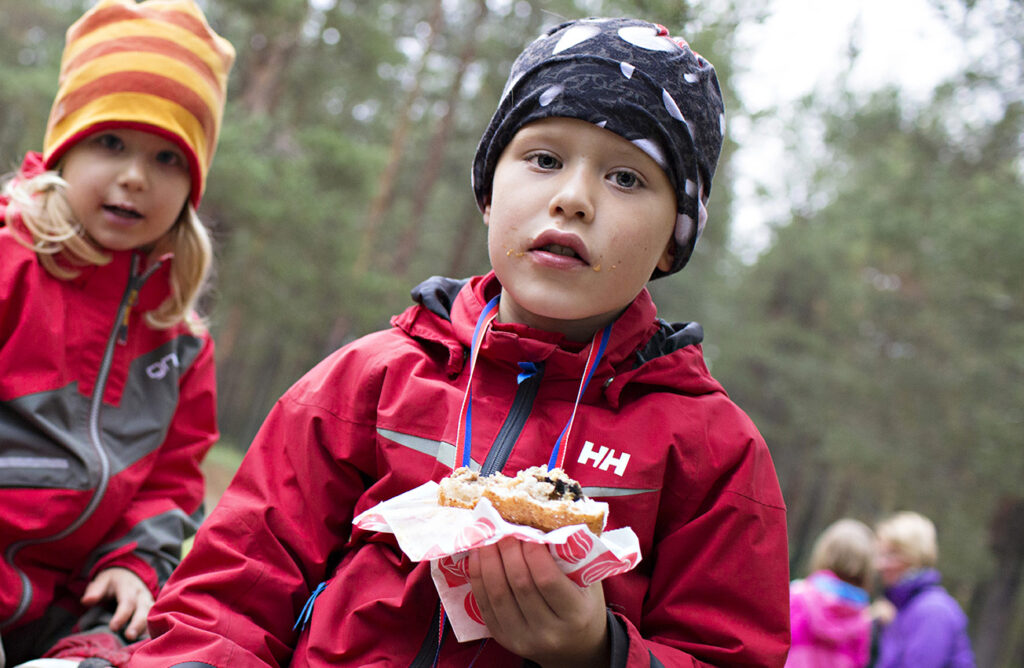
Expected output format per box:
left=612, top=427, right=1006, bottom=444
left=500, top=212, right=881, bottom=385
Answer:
left=117, top=253, right=167, bottom=345
left=117, top=286, right=139, bottom=344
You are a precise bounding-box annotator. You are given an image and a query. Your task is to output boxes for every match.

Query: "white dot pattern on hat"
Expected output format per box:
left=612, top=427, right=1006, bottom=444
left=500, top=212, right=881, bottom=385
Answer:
left=617, top=25, right=677, bottom=52
left=539, top=84, right=563, bottom=107
left=678, top=213, right=694, bottom=245
left=500, top=70, right=524, bottom=103
left=632, top=138, right=667, bottom=170
left=620, top=61, right=636, bottom=79
left=553, top=24, right=601, bottom=54
left=662, top=90, right=684, bottom=122
left=697, top=199, right=708, bottom=236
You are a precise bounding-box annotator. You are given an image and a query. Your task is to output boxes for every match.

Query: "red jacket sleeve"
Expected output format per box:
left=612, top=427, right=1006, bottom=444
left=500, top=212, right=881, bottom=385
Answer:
left=609, top=410, right=791, bottom=667
left=131, top=366, right=379, bottom=667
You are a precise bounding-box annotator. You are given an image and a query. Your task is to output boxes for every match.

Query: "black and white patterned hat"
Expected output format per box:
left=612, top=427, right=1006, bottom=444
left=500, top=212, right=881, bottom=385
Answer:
left=472, top=17, right=725, bottom=276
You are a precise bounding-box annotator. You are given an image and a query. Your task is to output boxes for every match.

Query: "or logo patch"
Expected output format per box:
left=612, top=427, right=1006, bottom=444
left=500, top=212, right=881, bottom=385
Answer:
left=146, top=352, right=180, bottom=379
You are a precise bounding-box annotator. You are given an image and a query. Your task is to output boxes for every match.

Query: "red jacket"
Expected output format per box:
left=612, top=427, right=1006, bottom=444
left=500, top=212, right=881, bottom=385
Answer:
left=134, top=273, right=789, bottom=667
left=0, top=222, right=219, bottom=634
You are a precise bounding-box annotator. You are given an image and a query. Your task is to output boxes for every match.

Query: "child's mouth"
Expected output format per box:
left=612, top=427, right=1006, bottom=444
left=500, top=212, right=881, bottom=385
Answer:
left=540, top=243, right=580, bottom=259
left=104, top=204, right=142, bottom=219
left=530, top=231, right=590, bottom=266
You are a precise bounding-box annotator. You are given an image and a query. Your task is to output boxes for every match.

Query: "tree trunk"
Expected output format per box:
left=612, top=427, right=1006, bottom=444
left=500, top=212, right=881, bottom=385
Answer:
left=785, top=461, right=833, bottom=575
left=353, top=0, right=445, bottom=275
left=970, top=496, right=1024, bottom=667
left=240, top=32, right=300, bottom=116
left=391, top=0, right=489, bottom=274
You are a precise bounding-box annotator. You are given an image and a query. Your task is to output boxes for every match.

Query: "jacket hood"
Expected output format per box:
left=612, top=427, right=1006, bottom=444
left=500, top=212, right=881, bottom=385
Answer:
left=393, top=273, right=726, bottom=407
left=794, top=571, right=871, bottom=645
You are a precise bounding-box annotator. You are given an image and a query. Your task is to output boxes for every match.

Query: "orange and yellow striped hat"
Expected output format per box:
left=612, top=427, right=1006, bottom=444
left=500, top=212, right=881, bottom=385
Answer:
left=43, top=0, right=234, bottom=207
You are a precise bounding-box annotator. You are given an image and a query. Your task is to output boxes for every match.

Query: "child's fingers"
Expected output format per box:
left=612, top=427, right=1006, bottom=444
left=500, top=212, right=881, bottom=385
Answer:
left=123, top=596, right=152, bottom=640
left=108, top=596, right=133, bottom=633
left=495, top=539, right=553, bottom=617
left=518, top=540, right=592, bottom=617
left=467, top=541, right=524, bottom=634
left=85, top=567, right=153, bottom=637
left=80, top=574, right=112, bottom=606
left=108, top=583, right=154, bottom=637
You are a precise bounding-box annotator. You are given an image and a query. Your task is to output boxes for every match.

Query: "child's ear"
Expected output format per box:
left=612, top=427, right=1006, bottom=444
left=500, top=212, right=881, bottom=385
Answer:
left=656, top=241, right=675, bottom=273
left=482, top=204, right=491, bottom=226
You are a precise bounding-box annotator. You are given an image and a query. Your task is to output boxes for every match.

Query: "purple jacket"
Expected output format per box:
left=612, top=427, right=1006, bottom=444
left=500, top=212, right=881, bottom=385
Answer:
left=786, top=570, right=870, bottom=668
left=876, top=569, right=975, bottom=668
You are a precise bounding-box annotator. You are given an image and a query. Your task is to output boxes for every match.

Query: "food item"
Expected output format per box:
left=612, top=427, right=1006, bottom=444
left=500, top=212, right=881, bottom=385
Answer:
left=438, top=466, right=607, bottom=535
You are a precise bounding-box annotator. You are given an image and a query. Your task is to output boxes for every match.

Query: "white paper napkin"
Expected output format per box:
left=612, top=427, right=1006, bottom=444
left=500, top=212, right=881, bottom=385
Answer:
left=353, top=481, right=641, bottom=641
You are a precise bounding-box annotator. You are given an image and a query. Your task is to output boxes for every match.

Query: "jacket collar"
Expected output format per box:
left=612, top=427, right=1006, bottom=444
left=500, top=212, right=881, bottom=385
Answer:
left=885, top=568, right=942, bottom=609
left=397, top=272, right=660, bottom=380
left=68, top=249, right=173, bottom=311
left=394, top=272, right=725, bottom=407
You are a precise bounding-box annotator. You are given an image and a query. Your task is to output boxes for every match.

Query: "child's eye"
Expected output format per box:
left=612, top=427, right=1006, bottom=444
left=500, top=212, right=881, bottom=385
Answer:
left=610, top=170, right=643, bottom=189
left=528, top=152, right=562, bottom=170
left=95, top=133, right=124, bottom=151
left=156, top=150, right=186, bottom=168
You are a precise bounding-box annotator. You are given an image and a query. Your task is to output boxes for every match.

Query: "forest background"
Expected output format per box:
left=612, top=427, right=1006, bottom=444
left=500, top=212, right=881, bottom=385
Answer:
left=1, top=0, right=1021, bottom=664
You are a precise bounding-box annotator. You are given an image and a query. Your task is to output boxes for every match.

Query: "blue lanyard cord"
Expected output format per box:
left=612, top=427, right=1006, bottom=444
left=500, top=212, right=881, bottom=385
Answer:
left=293, top=581, right=327, bottom=632
left=458, top=296, right=613, bottom=472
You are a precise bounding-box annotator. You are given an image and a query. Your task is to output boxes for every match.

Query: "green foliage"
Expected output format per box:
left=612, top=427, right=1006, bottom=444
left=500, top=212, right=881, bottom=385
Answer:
left=715, top=49, right=1024, bottom=650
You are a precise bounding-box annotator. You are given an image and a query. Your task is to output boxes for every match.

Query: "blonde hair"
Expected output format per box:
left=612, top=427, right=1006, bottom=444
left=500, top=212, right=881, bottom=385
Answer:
left=809, top=518, right=876, bottom=589
left=2, top=169, right=212, bottom=334
left=876, top=511, right=938, bottom=570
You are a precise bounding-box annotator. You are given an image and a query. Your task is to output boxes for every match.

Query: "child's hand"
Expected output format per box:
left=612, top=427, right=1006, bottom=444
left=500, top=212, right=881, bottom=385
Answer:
left=467, top=537, right=610, bottom=668
left=81, top=567, right=154, bottom=641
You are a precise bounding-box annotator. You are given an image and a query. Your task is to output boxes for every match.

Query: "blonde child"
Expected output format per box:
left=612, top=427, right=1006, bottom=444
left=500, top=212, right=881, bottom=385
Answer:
left=0, top=0, right=233, bottom=662
left=132, top=17, right=789, bottom=667
left=786, top=518, right=876, bottom=668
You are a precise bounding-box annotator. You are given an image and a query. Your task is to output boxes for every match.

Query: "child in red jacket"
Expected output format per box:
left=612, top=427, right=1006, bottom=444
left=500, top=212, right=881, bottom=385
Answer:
left=133, top=16, right=789, bottom=667
left=0, top=0, right=233, bottom=662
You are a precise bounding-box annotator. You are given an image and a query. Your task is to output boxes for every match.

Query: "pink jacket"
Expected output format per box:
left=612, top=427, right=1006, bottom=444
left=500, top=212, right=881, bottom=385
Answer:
left=132, top=273, right=789, bottom=667
left=786, top=570, right=871, bottom=668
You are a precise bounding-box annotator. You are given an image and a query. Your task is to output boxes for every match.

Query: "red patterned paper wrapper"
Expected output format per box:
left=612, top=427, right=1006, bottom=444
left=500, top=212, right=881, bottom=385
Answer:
left=353, top=481, right=642, bottom=642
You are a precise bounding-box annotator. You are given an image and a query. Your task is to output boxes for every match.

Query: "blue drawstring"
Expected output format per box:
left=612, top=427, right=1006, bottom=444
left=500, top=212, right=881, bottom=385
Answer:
left=293, top=581, right=328, bottom=631
left=467, top=639, right=488, bottom=667
left=517, top=361, right=539, bottom=385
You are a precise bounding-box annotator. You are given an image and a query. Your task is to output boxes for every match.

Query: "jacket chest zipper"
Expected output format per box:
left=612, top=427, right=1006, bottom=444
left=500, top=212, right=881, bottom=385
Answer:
left=1, top=254, right=162, bottom=630
left=480, top=361, right=545, bottom=475
left=409, top=362, right=546, bottom=666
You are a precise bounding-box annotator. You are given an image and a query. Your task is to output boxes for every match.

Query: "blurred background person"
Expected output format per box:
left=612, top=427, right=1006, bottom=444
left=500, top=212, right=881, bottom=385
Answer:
left=787, top=518, right=875, bottom=668
left=873, top=511, right=975, bottom=668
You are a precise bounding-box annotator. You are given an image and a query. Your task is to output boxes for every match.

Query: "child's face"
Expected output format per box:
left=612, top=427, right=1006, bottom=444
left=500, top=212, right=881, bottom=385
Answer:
left=62, top=128, right=191, bottom=252
left=875, top=539, right=911, bottom=586
left=484, top=117, right=678, bottom=341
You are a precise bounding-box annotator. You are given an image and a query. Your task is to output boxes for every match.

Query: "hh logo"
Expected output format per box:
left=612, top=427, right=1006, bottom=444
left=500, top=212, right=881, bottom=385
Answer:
left=578, top=440, right=630, bottom=476
left=146, top=352, right=180, bottom=380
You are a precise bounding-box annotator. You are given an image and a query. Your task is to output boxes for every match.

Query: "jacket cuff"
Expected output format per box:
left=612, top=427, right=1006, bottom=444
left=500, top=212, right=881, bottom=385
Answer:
left=607, top=609, right=631, bottom=668
left=90, top=550, right=159, bottom=597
